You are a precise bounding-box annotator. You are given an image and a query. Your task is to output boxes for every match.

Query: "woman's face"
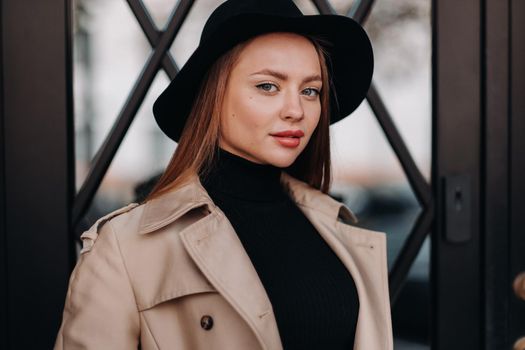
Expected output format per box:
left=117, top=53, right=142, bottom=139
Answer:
left=219, top=32, right=322, bottom=168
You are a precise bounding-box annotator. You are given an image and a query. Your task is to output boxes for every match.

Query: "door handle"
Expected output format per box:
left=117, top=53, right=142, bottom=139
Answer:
left=443, top=174, right=472, bottom=243
left=514, top=336, right=525, bottom=350
left=514, top=272, right=525, bottom=301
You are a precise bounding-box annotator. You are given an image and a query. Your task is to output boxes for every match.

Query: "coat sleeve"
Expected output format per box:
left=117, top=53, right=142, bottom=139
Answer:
left=54, top=220, right=140, bottom=349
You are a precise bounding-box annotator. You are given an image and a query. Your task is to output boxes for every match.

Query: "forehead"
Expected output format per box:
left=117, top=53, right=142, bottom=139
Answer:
left=233, top=32, right=321, bottom=74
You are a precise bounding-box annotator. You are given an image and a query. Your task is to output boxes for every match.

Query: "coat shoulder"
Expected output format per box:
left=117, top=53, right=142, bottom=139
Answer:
left=79, top=196, right=216, bottom=311
left=79, top=202, right=143, bottom=254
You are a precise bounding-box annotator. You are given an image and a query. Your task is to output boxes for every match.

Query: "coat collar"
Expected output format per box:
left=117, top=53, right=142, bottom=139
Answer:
left=137, top=171, right=357, bottom=235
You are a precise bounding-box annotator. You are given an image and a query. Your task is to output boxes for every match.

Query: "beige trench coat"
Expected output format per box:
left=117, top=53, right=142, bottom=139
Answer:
left=54, top=172, right=393, bottom=349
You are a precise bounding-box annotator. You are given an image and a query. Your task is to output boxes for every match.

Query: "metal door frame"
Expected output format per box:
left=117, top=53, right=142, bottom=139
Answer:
left=509, top=0, right=525, bottom=344
left=432, top=0, right=482, bottom=348
left=433, top=0, right=525, bottom=348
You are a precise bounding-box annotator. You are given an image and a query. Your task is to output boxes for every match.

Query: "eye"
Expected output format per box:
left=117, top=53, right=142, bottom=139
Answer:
left=302, top=87, right=320, bottom=97
left=256, top=83, right=278, bottom=93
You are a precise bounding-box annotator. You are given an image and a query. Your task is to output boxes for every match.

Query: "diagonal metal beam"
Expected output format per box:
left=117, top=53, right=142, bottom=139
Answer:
left=389, top=203, right=434, bottom=303
left=347, top=0, right=375, bottom=24
left=312, top=0, right=375, bottom=24
left=127, top=0, right=160, bottom=45
left=73, top=0, right=195, bottom=230
left=311, top=0, right=337, bottom=14
left=367, top=83, right=434, bottom=305
left=126, top=0, right=179, bottom=79
left=367, top=83, right=432, bottom=207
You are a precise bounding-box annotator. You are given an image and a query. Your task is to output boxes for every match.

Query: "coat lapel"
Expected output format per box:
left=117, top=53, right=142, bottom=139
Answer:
left=281, top=172, right=393, bottom=349
left=179, top=209, right=283, bottom=350
left=139, top=173, right=283, bottom=350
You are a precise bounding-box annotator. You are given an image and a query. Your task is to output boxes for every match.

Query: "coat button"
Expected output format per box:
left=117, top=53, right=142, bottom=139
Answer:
left=200, top=315, right=214, bottom=330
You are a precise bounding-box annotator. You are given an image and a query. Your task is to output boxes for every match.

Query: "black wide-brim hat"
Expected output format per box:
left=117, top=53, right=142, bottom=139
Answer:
left=153, top=0, right=374, bottom=142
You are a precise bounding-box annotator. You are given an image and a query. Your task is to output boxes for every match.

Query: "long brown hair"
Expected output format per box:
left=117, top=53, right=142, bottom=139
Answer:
left=145, top=34, right=333, bottom=202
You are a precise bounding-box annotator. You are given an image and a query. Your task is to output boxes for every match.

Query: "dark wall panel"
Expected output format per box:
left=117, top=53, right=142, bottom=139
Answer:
left=1, top=0, right=74, bottom=348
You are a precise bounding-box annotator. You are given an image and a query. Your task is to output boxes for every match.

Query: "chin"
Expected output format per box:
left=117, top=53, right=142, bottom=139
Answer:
left=264, top=152, right=300, bottom=168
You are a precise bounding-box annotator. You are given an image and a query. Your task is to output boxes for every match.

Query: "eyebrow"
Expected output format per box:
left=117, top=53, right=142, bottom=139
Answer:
left=249, top=69, right=322, bottom=84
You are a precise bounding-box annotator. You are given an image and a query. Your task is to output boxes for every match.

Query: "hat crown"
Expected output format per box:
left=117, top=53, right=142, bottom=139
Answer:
left=200, top=0, right=303, bottom=44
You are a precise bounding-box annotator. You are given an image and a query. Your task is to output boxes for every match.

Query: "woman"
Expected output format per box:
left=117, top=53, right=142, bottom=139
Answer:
left=54, top=0, right=393, bottom=349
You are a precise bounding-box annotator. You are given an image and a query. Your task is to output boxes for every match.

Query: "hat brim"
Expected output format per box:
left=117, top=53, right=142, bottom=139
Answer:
left=153, top=13, right=374, bottom=142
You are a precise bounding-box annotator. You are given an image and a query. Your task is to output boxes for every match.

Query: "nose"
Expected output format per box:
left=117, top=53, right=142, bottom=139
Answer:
left=280, top=90, right=304, bottom=121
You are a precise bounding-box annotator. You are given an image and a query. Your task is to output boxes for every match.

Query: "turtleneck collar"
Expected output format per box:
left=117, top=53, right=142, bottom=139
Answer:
left=199, top=147, right=287, bottom=203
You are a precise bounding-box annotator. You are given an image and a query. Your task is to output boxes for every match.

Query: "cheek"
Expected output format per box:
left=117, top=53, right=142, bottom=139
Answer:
left=305, top=103, right=322, bottom=133
left=225, top=93, right=272, bottom=132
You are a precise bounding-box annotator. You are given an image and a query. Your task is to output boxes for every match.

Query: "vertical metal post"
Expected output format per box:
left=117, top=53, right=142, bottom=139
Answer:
left=483, top=0, right=510, bottom=348
left=432, top=0, right=482, bottom=348
left=0, top=0, right=75, bottom=348
left=0, top=2, right=8, bottom=348
left=509, top=0, right=525, bottom=344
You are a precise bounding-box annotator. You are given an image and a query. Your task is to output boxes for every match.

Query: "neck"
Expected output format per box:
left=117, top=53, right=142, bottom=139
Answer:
left=199, top=147, right=286, bottom=202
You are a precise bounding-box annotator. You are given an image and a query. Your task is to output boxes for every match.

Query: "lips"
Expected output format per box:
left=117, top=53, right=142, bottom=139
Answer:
left=270, top=130, right=305, bottom=138
left=270, top=130, right=304, bottom=148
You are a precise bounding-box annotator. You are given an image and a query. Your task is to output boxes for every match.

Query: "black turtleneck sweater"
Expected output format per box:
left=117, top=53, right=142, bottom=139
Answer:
left=199, top=148, right=359, bottom=349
